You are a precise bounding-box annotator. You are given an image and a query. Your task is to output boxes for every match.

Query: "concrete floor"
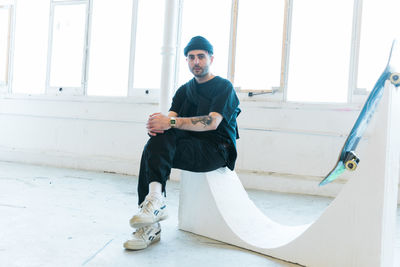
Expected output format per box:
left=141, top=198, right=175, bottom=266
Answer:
left=0, top=161, right=398, bottom=267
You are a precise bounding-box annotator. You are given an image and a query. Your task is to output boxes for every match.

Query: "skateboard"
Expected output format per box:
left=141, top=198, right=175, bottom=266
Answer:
left=319, top=40, right=400, bottom=186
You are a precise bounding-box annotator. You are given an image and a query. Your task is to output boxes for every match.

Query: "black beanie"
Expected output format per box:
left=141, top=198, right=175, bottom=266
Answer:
left=184, top=36, right=214, bottom=57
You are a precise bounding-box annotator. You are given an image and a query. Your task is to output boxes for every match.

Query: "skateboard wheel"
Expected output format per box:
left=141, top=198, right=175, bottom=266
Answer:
left=344, top=151, right=360, bottom=171
left=390, top=73, right=400, bottom=85
left=345, top=159, right=358, bottom=171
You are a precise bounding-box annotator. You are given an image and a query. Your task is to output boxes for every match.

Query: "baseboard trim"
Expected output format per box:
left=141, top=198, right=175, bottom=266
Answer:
left=0, top=146, right=398, bottom=203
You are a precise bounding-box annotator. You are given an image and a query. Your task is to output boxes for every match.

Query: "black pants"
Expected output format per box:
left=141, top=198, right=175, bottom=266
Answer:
left=137, top=129, right=228, bottom=205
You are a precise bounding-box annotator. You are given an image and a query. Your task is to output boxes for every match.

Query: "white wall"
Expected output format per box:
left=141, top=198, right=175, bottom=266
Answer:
left=0, top=95, right=153, bottom=175
left=234, top=98, right=369, bottom=197
left=0, top=94, right=386, bottom=199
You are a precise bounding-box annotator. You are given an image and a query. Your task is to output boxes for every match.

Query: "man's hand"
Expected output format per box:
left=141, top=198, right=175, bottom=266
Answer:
left=147, top=113, right=170, bottom=136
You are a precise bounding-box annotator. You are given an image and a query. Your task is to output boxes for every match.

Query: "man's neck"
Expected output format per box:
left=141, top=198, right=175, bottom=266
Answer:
left=195, top=73, right=215, bottom=84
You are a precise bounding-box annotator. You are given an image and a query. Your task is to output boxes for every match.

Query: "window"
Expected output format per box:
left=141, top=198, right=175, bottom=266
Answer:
left=12, top=0, right=49, bottom=94
left=86, top=0, right=133, bottom=97
left=177, top=0, right=232, bottom=86
left=132, top=0, right=165, bottom=91
left=287, top=0, right=354, bottom=102
left=357, top=0, right=400, bottom=92
left=47, top=0, right=89, bottom=95
left=0, top=3, right=13, bottom=92
left=5, top=0, right=397, bottom=103
left=234, top=0, right=285, bottom=91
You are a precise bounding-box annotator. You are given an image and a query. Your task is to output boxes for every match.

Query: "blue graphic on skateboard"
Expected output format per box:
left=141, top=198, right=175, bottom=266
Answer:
left=320, top=40, right=400, bottom=186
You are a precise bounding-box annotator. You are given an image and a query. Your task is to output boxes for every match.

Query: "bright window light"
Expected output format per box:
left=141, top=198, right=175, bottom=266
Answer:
left=12, top=0, right=49, bottom=94
left=357, top=0, right=400, bottom=91
left=287, top=0, right=353, bottom=103
left=87, top=0, right=133, bottom=96
left=0, top=7, right=10, bottom=84
left=133, top=0, right=165, bottom=90
left=177, top=0, right=231, bottom=86
left=49, top=3, right=86, bottom=88
left=234, top=0, right=284, bottom=90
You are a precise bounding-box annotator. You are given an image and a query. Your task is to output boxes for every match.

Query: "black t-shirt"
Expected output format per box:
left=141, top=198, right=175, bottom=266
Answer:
left=169, top=76, right=241, bottom=169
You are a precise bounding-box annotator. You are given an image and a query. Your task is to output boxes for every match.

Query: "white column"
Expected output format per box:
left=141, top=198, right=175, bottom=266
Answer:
left=159, top=0, right=179, bottom=114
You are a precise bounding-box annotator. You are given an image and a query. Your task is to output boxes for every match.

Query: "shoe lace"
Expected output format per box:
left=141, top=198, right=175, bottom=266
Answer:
left=133, top=227, right=146, bottom=239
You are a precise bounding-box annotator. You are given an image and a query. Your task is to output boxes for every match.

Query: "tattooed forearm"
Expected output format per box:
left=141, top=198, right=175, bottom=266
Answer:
left=191, top=116, right=213, bottom=127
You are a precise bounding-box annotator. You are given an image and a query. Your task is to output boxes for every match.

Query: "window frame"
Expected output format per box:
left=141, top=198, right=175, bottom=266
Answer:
left=228, top=0, right=290, bottom=97
left=45, top=0, right=91, bottom=96
left=127, top=0, right=139, bottom=97
left=347, top=0, right=363, bottom=102
left=0, top=2, right=15, bottom=94
left=227, top=0, right=367, bottom=104
left=227, top=0, right=293, bottom=100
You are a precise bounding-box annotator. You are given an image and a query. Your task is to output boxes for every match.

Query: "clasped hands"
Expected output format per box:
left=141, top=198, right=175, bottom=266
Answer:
left=147, top=113, right=171, bottom=136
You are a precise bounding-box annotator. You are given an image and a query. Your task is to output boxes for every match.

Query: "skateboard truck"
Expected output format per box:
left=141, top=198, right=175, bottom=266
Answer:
left=389, top=73, right=400, bottom=86
left=344, top=151, right=360, bottom=171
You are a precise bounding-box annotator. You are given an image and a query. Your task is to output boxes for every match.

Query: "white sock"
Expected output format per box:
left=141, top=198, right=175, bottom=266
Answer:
left=148, top=182, right=162, bottom=199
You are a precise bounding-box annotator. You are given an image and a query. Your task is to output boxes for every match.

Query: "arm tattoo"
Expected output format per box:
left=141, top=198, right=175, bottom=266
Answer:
left=191, top=116, right=213, bottom=127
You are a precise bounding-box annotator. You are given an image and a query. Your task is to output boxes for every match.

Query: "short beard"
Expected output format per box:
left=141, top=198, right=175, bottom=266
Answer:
left=191, top=65, right=209, bottom=78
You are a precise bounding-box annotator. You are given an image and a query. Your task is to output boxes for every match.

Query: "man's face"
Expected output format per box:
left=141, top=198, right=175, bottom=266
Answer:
left=186, top=50, right=214, bottom=78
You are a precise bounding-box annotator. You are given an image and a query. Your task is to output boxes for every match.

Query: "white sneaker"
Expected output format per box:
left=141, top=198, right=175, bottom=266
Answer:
left=123, top=223, right=161, bottom=250
left=129, top=195, right=168, bottom=228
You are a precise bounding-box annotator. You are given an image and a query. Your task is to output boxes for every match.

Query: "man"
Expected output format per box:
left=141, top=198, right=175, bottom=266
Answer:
left=123, top=36, right=240, bottom=250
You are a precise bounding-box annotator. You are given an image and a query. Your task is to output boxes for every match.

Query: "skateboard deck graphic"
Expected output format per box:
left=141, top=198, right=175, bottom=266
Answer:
left=320, top=40, right=400, bottom=186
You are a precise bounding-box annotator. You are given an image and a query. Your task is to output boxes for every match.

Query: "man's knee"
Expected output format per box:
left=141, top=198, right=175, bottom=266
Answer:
left=145, top=131, right=177, bottom=151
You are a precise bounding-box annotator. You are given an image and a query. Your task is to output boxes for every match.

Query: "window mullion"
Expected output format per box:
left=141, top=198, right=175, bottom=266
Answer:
left=81, top=0, right=92, bottom=95
left=173, top=0, right=184, bottom=92
left=0, top=3, right=14, bottom=94
left=282, top=0, right=293, bottom=101
left=127, top=0, right=139, bottom=97
left=7, top=4, right=15, bottom=94
left=45, top=3, right=54, bottom=94
left=348, top=0, right=363, bottom=103
left=227, top=0, right=238, bottom=84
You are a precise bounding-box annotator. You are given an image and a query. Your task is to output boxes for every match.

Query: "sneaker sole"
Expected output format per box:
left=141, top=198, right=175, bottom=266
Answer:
left=123, top=236, right=160, bottom=250
left=129, top=214, right=168, bottom=229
